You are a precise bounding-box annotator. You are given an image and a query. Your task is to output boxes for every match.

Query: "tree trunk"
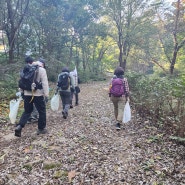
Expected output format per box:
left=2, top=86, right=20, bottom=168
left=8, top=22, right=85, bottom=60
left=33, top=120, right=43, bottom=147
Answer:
left=170, top=0, right=180, bottom=74
left=8, top=48, right=14, bottom=63
left=170, top=47, right=178, bottom=75
left=5, top=0, right=30, bottom=63
left=118, top=31, right=123, bottom=67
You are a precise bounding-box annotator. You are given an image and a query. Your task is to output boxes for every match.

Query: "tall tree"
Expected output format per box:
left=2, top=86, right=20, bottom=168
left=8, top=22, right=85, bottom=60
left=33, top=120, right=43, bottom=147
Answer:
left=1, top=0, right=30, bottom=63
left=105, top=0, right=149, bottom=70
left=155, top=0, right=185, bottom=74
left=170, top=0, right=185, bottom=74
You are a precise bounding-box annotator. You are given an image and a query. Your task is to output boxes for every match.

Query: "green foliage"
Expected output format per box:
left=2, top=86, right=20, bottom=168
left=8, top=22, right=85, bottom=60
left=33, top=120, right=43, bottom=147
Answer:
left=170, top=136, right=185, bottom=143
left=23, top=164, right=32, bottom=172
left=127, top=71, right=185, bottom=137
left=78, top=70, right=106, bottom=83
left=48, top=75, right=57, bottom=83
left=147, top=134, right=163, bottom=143
left=0, top=54, right=8, bottom=64
left=0, top=73, right=18, bottom=100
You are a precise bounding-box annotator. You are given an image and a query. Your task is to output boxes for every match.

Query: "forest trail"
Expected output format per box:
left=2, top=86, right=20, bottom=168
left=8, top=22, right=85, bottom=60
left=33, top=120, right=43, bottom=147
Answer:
left=0, top=81, right=184, bottom=185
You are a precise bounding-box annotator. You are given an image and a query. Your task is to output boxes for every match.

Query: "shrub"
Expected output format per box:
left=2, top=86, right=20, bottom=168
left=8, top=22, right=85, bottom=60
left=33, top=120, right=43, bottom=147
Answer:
left=127, top=72, right=185, bottom=137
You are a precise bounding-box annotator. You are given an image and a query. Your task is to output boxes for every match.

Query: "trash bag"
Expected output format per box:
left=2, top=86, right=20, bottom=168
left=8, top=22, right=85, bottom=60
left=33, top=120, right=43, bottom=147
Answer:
left=9, top=97, right=22, bottom=124
left=50, top=93, right=60, bottom=111
left=123, top=101, right=131, bottom=123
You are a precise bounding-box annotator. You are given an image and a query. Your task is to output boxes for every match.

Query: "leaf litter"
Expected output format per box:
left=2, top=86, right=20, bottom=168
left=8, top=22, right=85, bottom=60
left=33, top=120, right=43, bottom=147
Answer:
left=0, top=81, right=184, bottom=185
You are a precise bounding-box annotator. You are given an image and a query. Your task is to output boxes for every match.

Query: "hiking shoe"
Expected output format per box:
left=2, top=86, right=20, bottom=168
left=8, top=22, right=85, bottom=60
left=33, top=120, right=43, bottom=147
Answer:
left=37, top=128, right=48, bottom=135
left=15, top=125, right=22, bottom=137
left=116, top=123, right=121, bottom=130
left=27, top=120, right=31, bottom=124
left=27, top=118, right=38, bottom=124
left=62, top=111, right=68, bottom=119
left=70, top=105, right=73, bottom=109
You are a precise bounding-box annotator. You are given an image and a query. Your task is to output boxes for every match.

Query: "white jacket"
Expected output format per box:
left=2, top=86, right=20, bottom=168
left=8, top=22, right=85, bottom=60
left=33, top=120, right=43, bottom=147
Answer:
left=24, top=64, right=49, bottom=97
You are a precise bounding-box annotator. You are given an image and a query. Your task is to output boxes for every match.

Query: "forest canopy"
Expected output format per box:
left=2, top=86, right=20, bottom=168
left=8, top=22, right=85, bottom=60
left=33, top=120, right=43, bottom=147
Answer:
left=0, top=0, right=184, bottom=76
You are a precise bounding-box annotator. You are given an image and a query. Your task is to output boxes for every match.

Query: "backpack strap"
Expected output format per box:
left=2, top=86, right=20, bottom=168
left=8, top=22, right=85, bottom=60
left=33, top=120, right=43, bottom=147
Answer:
left=33, top=65, right=39, bottom=83
left=30, top=65, right=39, bottom=103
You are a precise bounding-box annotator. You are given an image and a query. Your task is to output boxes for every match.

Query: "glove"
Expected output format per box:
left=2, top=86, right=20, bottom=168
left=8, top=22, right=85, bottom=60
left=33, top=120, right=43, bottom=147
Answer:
left=45, top=96, right=49, bottom=103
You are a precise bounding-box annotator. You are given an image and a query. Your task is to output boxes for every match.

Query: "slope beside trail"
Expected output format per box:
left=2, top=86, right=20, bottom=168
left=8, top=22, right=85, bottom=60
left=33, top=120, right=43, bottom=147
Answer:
left=0, top=81, right=184, bottom=185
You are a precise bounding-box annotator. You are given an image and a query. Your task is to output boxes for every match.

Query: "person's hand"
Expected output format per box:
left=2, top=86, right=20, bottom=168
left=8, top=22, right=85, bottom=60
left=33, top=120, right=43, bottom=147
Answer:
left=55, top=89, right=59, bottom=95
left=21, top=92, right=25, bottom=100
left=126, top=97, right=130, bottom=102
left=55, top=87, right=59, bottom=95
left=45, top=96, right=49, bottom=103
left=70, top=87, right=75, bottom=93
left=16, top=92, right=21, bottom=97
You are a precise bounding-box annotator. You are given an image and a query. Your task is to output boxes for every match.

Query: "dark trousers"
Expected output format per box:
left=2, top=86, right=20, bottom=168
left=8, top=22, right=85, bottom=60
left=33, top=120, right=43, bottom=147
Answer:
left=18, top=96, right=46, bottom=130
left=70, top=91, right=79, bottom=105
left=74, top=93, right=78, bottom=104
left=59, top=91, right=71, bottom=113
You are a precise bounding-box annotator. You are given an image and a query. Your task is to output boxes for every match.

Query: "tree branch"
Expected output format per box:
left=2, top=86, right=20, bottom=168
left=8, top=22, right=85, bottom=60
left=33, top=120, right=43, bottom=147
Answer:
left=151, top=58, right=168, bottom=73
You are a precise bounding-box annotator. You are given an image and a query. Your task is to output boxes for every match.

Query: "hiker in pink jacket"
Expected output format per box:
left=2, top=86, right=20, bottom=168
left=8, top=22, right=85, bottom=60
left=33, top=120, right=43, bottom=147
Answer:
left=109, top=66, right=129, bottom=130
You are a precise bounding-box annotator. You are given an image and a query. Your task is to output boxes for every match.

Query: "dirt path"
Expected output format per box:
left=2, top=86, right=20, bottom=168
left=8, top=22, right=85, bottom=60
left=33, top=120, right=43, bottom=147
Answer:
left=0, top=81, right=184, bottom=185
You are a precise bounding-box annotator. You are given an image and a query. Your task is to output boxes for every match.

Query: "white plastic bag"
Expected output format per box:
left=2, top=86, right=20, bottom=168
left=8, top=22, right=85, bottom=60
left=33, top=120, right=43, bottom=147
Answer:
left=123, top=101, right=131, bottom=123
left=9, top=97, right=22, bottom=124
left=50, top=93, right=60, bottom=111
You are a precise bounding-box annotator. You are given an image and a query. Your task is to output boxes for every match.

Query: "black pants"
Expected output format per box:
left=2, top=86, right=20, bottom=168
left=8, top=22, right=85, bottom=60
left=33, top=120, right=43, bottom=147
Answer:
left=70, top=92, right=79, bottom=104
left=70, top=86, right=79, bottom=105
left=59, top=91, right=71, bottom=113
left=18, top=96, right=46, bottom=130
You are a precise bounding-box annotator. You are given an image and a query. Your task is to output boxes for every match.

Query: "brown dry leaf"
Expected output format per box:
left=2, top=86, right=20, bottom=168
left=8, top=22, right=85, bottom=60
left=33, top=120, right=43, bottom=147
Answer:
left=0, top=82, right=185, bottom=185
left=68, top=170, right=76, bottom=183
left=23, top=147, right=30, bottom=153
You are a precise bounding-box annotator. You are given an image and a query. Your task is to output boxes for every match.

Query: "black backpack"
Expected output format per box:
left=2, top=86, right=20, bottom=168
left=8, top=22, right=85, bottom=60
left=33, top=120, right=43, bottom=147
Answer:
left=57, top=73, right=70, bottom=90
left=18, top=65, right=42, bottom=91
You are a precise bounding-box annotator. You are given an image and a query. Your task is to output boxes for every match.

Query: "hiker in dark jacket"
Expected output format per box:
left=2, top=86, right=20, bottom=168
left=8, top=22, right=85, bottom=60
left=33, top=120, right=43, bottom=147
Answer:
left=55, top=67, right=75, bottom=119
left=109, top=66, right=129, bottom=130
left=15, top=56, right=49, bottom=137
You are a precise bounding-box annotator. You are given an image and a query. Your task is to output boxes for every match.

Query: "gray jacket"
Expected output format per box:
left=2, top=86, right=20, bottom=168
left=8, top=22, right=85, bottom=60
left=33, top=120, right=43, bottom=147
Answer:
left=57, top=72, right=75, bottom=92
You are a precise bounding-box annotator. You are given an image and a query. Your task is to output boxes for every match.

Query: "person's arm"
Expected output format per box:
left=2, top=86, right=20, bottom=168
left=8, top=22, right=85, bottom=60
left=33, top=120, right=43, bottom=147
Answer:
left=55, top=74, right=60, bottom=94
left=78, top=77, right=81, bottom=84
left=123, top=78, right=129, bottom=98
left=70, top=74, right=75, bottom=90
left=40, top=68, right=49, bottom=97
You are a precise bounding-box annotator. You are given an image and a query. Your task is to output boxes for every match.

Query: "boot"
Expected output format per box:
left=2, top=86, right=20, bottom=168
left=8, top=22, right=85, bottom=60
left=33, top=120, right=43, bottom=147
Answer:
left=15, top=125, right=22, bottom=137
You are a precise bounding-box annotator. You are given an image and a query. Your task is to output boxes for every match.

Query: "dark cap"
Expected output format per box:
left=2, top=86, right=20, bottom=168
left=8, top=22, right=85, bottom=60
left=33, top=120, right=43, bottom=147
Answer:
left=62, top=67, right=69, bottom=73
left=39, top=58, right=46, bottom=68
left=25, top=56, right=34, bottom=64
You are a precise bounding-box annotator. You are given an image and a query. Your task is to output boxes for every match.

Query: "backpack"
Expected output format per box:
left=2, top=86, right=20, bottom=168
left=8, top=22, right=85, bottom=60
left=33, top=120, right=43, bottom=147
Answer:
left=18, top=65, right=42, bottom=91
left=57, top=73, right=70, bottom=90
left=110, top=78, right=125, bottom=97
